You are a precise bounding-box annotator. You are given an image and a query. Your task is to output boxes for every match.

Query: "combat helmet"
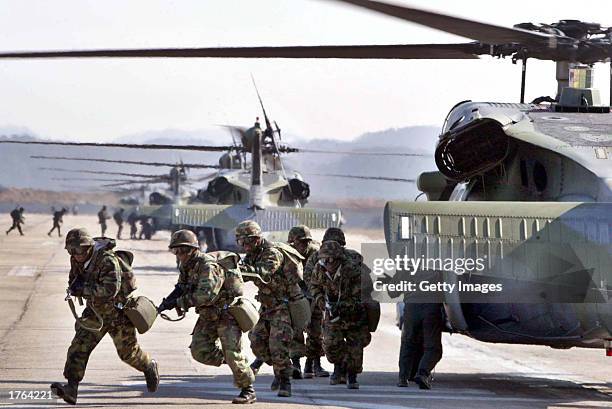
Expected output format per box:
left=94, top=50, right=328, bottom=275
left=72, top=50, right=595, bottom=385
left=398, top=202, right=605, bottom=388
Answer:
left=235, top=220, right=262, bottom=238
left=322, top=227, right=346, bottom=246
left=169, top=229, right=199, bottom=249
left=318, top=240, right=343, bottom=259
left=288, top=225, right=312, bottom=243
left=65, top=228, right=94, bottom=249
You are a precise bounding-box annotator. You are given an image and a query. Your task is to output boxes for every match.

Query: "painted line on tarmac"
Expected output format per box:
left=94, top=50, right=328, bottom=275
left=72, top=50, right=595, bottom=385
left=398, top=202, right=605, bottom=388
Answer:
left=7, top=266, right=37, bottom=277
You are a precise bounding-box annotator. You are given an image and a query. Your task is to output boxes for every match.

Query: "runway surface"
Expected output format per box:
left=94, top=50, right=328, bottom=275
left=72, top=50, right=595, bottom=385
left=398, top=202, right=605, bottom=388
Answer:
left=0, top=214, right=610, bottom=408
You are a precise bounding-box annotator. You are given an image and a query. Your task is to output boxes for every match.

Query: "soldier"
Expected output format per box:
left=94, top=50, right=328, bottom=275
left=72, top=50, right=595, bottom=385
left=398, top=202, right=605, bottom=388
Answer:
left=158, top=230, right=257, bottom=404
left=287, top=225, right=329, bottom=379
left=97, top=205, right=111, bottom=236
left=235, top=220, right=303, bottom=398
left=139, top=217, right=153, bottom=240
left=398, top=303, right=444, bottom=389
left=310, top=240, right=373, bottom=390
left=127, top=211, right=139, bottom=240
left=48, top=207, right=68, bottom=237
left=113, top=208, right=125, bottom=240
left=6, top=206, right=25, bottom=236
left=50, top=228, right=159, bottom=405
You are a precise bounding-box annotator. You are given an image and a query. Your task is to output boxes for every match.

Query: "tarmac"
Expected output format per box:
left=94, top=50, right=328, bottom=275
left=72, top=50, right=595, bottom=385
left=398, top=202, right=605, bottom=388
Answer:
left=0, top=214, right=610, bottom=409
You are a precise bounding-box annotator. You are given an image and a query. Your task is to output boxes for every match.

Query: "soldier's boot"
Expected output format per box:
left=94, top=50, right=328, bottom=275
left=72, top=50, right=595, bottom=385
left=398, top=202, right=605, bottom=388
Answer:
left=313, top=358, right=330, bottom=377
left=415, top=374, right=432, bottom=390
left=232, top=385, right=257, bottom=404
left=303, top=358, right=314, bottom=379
left=347, top=372, right=359, bottom=389
left=50, top=379, right=78, bottom=405
left=277, top=377, right=292, bottom=397
left=270, top=376, right=280, bottom=391
left=291, top=357, right=303, bottom=380
left=144, top=359, right=160, bottom=392
left=250, top=358, right=264, bottom=376
left=329, top=363, right=346, bottom=385
left=397, top=377, right=409, bottom=387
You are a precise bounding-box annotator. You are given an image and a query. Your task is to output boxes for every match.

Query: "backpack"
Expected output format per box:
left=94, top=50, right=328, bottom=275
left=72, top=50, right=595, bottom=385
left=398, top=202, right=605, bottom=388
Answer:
left=92, top=238, right=137, bottom=295
left=273, top=242, right=305, bottom=281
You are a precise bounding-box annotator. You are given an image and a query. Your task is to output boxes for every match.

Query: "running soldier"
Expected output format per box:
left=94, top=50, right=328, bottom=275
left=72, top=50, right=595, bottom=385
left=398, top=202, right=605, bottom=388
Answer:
left=48, top=207, right=68, bottom=237
left=6, top=206, right=25, bottom=236
left=97, top=205, right=111, bottom=236
left=158, top=230, right=257, bottom=404
left=113, top=208, right=125, bottom=240
left=236, top=220, right=303, bottom=398
left=50, top=228, right=159, bottom=405
left=310, top=240, right=373, bottom=389
left=127, top=211, right=139, bottom=240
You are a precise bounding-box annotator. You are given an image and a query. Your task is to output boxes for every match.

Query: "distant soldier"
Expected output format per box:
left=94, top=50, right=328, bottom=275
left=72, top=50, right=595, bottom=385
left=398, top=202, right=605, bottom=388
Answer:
left=236, top=220, right=303, bottom=398
left=50, top=228, right=159, bottom=405
left=6, top=206, right=25, bottom=236
left=287, top=225, right=329, bottom=379
left=97, top=205, right=111, bottom=236
left=71, top=205, right=79, bottom=216
left=127, top=211, right=139, bottom=240
left=139, top=217, right=153, bottom=240
left=48, top=207, right=68, bottom=237
left=310, top=240, right=373, bottom=390
left=158, top=230, right=257, bottom=404
left=113, top=208, right=125, bottom=240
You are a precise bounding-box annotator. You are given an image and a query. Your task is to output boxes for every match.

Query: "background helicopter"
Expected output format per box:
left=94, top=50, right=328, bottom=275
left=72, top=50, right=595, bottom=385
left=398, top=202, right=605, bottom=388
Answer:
left=0, top=0, right=609, bottom=354
left=2, top=85, right=419, bottom=250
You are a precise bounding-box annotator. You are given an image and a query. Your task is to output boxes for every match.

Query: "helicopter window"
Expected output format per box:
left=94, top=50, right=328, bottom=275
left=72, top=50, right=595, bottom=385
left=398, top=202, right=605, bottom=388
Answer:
left=449, top=115, right=465, bottom=131
left=520, top=160, right=529, bottom=187
left=400, top=216, right=411, bottom=240
left=533, top=161, right=548, bottom=192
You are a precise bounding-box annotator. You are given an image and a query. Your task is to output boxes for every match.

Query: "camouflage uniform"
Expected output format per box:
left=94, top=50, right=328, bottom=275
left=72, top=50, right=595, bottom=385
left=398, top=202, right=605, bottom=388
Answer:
left=236, top=221, right=303, bottom=396
left=63, top=237, right=152, bottom=382
left=310, top=241, right=372, bottom=386
left=174, top=250, right=255, bottom=388
left=48, top=208, right=66, bottom=237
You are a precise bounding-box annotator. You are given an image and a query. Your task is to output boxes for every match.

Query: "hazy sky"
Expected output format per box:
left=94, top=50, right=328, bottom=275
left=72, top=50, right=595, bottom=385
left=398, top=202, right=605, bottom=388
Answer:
left=0, top=0, right=611, bottom=142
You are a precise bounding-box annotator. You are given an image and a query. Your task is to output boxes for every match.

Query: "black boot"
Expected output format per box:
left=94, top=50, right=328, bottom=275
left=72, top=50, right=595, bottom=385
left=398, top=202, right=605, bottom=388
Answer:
left=50, top=379, right=78, bottom=405
left=144, top=359, right=160, bottom=392
left=232, top=385, right=257, bottom=404
left=291, top=357, right=303, bottom=379
left=270, top=376, right=280, bottom=391
left=250, top=358, right=264, bottom=376
left=313, top=357, right=330, bottom=377
left=277, top=377, right=292, bottom=397
left=329, top=363, right=346, bottom=385
left=303, top=358, right=314, bottom=379
left=415, top=374, right=433, bottom=390
left=397, top=376, right=409, bottom=387
left=347, top=371, right=359, bottom=389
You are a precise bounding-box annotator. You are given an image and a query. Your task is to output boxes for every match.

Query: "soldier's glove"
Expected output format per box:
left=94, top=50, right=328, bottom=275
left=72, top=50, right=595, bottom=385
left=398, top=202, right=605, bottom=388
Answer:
left=69, top=276, right=85, bottom=297
left=157, top=297, right=178, bottom=313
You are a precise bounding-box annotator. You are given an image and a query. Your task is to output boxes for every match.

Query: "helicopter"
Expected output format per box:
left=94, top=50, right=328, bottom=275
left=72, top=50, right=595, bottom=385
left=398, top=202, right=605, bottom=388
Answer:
left=2, top=86, right=419, bottom=250
left=0, top=0, right=609, bottom=355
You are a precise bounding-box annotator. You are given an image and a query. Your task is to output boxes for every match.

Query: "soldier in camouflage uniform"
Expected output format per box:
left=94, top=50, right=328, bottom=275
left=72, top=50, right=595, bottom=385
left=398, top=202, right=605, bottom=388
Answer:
left=287, top=225, right=330, bottom=379
left=235, top=220, right=303, bottom=398
left=6, top=206, right=25, bottom=236
left=310, top=239, right=373, bottom=390
left=50, top=228, right=159, bottom=405
left=158, top=230, right=257, bottom=404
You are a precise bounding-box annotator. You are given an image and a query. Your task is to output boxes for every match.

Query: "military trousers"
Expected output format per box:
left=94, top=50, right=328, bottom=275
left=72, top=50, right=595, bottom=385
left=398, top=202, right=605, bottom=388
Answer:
left=63, top=306, right=151, bottom=382
left=323, top=317, right=371, bottom=373
left=49, top=222, right=61, bottom=236
left=399, top=303, right=443, bottom=379
left=7, top=221, right=23, bottom=235
left=190, top=311, right=255, bottom=388
left=248, top=304, right=293, bottom=378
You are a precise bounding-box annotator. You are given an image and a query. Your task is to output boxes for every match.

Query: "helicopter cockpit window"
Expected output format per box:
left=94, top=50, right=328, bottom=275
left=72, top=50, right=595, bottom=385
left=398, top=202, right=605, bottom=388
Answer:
left=533, top=161, right=548, bottom=192
left=449, top=115, right=465, bottom=131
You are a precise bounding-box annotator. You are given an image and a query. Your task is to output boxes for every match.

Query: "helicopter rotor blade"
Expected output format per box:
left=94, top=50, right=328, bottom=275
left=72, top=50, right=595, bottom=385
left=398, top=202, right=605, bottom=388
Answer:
left=333, top=0, right=560, bottom=47
left=193, top=172, right=218, bottom=182
left=0, top=138, right=234, bottom=153
left=305, top=172, right=415, bottom=183
left=51, top=177, right=160, bottom=183
left=39, top=167, right=168, bottom=179
left=291, top=147, right=429, bottom=157
left=31, top=155, right=220, bottom=169
left=0, top=43, right=483, bottom=60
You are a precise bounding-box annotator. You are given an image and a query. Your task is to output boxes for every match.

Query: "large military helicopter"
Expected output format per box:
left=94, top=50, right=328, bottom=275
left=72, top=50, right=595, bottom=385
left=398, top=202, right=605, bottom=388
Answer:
left=1, top=0, right=609, bottom=355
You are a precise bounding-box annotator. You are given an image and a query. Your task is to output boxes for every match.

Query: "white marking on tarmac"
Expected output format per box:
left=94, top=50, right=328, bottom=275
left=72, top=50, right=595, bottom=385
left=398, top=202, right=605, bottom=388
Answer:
left=7, top=266, right=37, bottom=276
